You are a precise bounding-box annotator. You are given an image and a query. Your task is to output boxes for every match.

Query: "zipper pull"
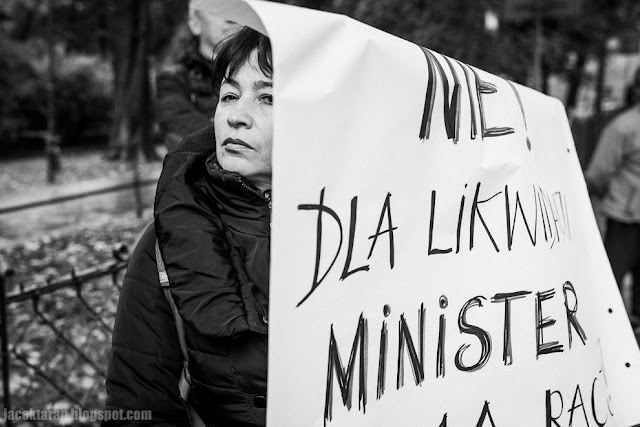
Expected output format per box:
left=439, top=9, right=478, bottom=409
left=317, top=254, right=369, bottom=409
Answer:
left=264, top=191, right=272, bottom=209
left=264, top=191, right=272, bottom=228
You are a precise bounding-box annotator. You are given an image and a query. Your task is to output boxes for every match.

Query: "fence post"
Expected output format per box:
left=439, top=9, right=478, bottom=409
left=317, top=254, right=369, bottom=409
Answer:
left=45, top=0, right=60, bottom=185
left=0, top=270, right=12, bottom=425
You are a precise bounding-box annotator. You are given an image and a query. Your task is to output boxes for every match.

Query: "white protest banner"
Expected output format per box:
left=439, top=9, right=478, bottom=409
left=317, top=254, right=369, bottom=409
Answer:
left=196, top=1, right=640, bottom=425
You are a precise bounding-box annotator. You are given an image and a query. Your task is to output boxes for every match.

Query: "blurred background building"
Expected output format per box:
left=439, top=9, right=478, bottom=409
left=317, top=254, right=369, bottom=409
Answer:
left=0, top=0, right=638, bottom=166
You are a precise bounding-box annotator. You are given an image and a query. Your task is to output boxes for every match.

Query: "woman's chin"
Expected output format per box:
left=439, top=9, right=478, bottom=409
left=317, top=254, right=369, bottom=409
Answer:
left=218, top=155, right=250, bottom=176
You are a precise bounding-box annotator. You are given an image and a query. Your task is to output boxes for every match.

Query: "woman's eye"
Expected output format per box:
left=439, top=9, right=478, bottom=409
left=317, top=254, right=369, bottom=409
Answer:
left=259, top=94, right=273, bottom=105
left=221, top=93, right=238, bottom=103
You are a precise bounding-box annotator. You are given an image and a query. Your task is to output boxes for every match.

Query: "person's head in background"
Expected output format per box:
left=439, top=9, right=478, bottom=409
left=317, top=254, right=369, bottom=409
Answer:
left=188, top=0, right=240, bottom=59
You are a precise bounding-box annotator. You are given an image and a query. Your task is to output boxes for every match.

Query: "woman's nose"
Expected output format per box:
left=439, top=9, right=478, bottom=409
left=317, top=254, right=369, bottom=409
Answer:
left=227, top=99, right=253, bottom=129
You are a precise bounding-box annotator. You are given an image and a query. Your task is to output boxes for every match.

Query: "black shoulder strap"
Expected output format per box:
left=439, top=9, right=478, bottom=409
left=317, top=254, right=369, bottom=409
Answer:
left=155, top=240, right=206, bottom=427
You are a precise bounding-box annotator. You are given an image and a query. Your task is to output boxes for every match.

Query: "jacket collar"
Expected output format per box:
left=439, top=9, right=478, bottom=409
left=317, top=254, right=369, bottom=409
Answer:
left=204, top=153, right=270, bottom=226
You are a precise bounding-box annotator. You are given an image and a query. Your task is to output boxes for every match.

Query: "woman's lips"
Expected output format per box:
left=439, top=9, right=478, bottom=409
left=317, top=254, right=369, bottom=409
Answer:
left=223, top=138, right=252, bottom=150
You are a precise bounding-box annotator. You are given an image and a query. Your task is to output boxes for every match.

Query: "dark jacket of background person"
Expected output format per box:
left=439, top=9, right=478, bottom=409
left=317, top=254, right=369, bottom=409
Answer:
left=155, top=41, right=217, bottom=151
left=105, top=128, right=269, bottom=426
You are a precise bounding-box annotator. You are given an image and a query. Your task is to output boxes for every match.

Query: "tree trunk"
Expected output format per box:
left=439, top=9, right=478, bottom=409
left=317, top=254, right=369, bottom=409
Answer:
left=594, top=38, right=607, bottom=120
left=106, top=0, right=133, bottom=160
left=106, top=0, right=156, bottom=161
left=541, top=57, right=550, bottom=94
left=45, top=0, right=61, bottom=183
left=565, top=52, right=586, bottom=112
left=137, top=0, right=157, bottom=160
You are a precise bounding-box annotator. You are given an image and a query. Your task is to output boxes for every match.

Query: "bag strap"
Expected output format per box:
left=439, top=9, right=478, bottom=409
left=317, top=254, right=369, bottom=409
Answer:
left=155, top=240, right=206, bottom=427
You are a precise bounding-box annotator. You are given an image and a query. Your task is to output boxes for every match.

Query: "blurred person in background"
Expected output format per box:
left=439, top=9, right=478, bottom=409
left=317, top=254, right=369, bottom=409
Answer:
left=586, top=68, right=640, bottom=329
left=155, top=0, right=238, bottom=151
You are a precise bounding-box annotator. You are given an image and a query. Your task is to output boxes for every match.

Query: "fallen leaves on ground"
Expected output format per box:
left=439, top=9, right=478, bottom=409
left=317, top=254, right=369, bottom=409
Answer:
left=0, top=209, right=152, bottom=414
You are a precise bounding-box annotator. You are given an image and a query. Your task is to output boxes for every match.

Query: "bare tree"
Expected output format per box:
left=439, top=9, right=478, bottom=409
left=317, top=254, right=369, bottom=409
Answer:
left=106, top=0, right=156, bottom=161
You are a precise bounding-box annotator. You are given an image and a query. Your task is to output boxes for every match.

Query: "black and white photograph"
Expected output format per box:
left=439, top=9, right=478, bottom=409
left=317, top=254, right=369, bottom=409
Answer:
left=1, top=0, right=640, bottom=426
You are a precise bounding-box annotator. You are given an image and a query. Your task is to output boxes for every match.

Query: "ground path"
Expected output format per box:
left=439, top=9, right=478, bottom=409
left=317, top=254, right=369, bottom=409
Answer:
left=0, top=148, right=163, bottom=246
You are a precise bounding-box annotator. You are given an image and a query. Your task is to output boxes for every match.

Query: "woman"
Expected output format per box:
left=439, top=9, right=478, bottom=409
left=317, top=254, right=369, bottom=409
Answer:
left=105, top=27, right=272, bottom=426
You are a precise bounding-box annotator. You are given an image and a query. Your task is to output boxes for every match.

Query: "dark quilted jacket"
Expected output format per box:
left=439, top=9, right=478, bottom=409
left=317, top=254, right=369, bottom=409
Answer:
left=105, top=128, right=270, bottom=426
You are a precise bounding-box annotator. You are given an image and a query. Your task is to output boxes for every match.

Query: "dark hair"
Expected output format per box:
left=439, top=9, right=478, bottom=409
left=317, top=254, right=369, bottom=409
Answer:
left=211, top=26, right=272, bottom=96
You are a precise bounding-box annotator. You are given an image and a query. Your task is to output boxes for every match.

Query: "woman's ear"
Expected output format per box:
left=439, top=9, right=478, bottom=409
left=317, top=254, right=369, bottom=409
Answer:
left=187, top=9, right=203, bottom=37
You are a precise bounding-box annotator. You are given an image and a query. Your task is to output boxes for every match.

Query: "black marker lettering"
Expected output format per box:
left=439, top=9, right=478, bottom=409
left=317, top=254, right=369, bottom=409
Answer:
left=298, top=188, right=343, bottom=307
left=456, top=61, right=478, bottom=140
left=536, top=289, right=564, bottom=358
left=367, top=192, right=397, bottom=269
left=341, top=196, right=370, bottom=280
left=491, top=291, right=532, bottom=365
left=456, top=184, right=467, bottom=253
left=455, top=296, right=492, bottom=372
left=397, top=304, right=426, bottom=388
left=546, top=389, right=564, bottom=427
left=471, top=68, right=515, bottom=139
left=377, top=307, right=389, bottom=400
left=424, top=49, right=461, bottom=142
left=324, top=313, right=368, bottom=426
left=591, top=376, right=608, bottom=427
left=443, top=55, right=462, bottom=143
left=470, top=182, right=501, bottom=252
left=475, top=401, right=497, bottom=427
left=568, top=384, right=589, bottom=427
left=437, top=297, right=447, bottom=378
left=429, top=190, right=453, bottom=255
left=419, top=47, right=437, bottom=140
left=563, top=281, right=587, bottom=348
left=505, top=185, right=538, bottom=250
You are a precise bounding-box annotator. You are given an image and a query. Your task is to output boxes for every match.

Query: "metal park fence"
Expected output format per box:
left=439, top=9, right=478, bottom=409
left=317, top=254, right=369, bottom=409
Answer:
left=0, top=176, right=156, bottom=218
left=0, top=247, right=129, bottom=423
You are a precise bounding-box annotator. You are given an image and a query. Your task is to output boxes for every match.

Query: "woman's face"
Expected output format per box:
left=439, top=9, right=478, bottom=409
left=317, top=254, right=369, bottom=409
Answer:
left=215, top=49, right=273, bottom=192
